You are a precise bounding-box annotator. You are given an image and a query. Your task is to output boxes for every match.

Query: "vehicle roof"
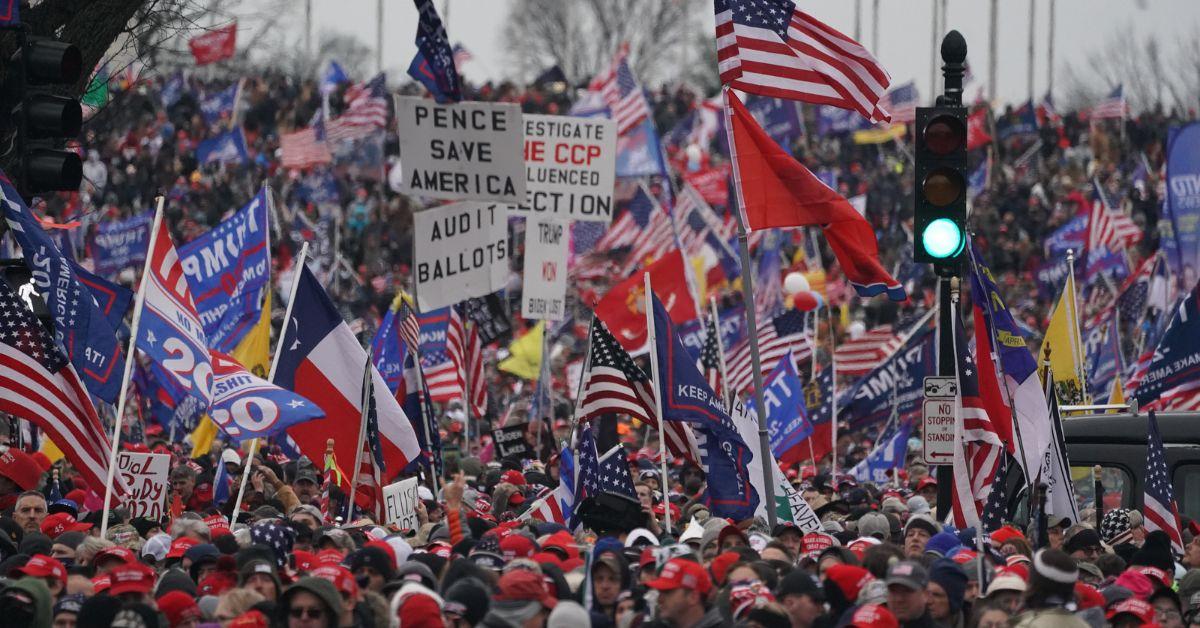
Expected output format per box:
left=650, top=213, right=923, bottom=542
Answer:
left=1061, top=411, right=1200, bottom=446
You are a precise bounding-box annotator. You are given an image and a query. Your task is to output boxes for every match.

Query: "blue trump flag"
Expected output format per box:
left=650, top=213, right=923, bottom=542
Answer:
left=87, top=210, right=152, bottom=277
left=1134, top=282, right=1200, bottom=411
left=411, top=0, right=461, bottom=102
left=208, top=351, right=324, bottom=443
left=1166, top=122, right=1200, bottom=288
left=746, top=95, right=804, bottom=150
left=320, top=60, right=347, bottom=95
left=161, top=72, right=187, bottom=109
left=840, top=315, right=937, bottom=432
left=1045, top=212, right=1088, bottom=258
left=1084, top=313, right=1121, bottom=403
left=763, top=349, right=814, bottom=466
left=200, top=82, right=240, bottom=126
left=997, top=101, right=1039, bottom=142
left=850, top=421, right=912, bottom=484
left=0, top=173, right=124, bottom=402
left=650, top=294, right=759, bottom=520
left=74, top=263, right=133, bottom=331
left=179, top=189, right=270, bottom=353
left=615, top=116, right=668, bottom=178
left=196, top=128, right=248, bottom=165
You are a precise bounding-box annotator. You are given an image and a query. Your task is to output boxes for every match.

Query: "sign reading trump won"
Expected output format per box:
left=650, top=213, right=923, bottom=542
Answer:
left=507, top=115, right=616, bottom=222
left=522, top=217, right=568, bottom=321
left=395, top=96, right=524, bottom=203
left=414, top=202, right=508, bottom=311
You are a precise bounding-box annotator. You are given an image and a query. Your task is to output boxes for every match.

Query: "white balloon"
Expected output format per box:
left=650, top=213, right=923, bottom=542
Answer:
left=783, top=272, right=809, bottom=295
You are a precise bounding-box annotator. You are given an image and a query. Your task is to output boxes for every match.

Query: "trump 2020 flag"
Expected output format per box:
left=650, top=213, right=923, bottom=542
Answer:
left=850, top=421, right=912, bottom=484
left=1134, top=282, right=1200, bottom=412
left=179, top=189, right=271, bottom=353
left=650, top=293, right=758, bottom=520
left=207, top=351, right=324, bottom=443
left=411, top=0, right=461, bottom=103
left=138, top=217, right=213, bottom=406
left=196, top=128, right=248, bottom=165
left=276, top=265, right=423, bottom=485
left=763, top=349, right=814, bottom=466
left=0, top=172, right=124, bottom=402
left=723, top=88, right=903, bottom=301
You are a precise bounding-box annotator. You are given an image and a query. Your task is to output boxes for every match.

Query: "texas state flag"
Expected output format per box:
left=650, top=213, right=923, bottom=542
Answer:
left=275, top=266, right=423, bottom=483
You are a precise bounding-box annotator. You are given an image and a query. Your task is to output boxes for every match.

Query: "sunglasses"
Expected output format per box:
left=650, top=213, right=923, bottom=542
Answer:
left=289, top=607, right=325, bottom=619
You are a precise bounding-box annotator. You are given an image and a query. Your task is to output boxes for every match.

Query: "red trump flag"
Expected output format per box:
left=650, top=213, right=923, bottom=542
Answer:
left=189, top=23, right=237, bottom=66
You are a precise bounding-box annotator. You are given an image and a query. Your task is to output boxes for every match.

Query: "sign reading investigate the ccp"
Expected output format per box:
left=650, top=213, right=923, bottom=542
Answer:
left=413, top=202, right=509, bottom=311
left=507, top=115, right=617, bottom=222
left=395, top=96, right=525, bottom=203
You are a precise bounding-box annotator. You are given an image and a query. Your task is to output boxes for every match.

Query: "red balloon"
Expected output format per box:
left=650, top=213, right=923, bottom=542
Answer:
left=792, top=291, right=824, bottom=312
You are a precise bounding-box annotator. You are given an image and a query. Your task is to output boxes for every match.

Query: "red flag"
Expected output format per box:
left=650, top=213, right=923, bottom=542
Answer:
left=723, top=89, right=904, bottom=301
left=595, top=249, right=698, bottom=352
left=967, top=108, right=992, bottom=150
left=189, top=23, right=237, bottom=66
left=682, top=164, right=730, bottom=206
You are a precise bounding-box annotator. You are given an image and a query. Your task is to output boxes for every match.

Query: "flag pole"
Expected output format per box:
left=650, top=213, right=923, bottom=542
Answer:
left=463, top=319, right=474, bottom=455
left=1065, top=249, right=1089, bottom=400
left=722, top=86, right=778, bottom=529
left=708, top=297, right=732, bottom=409
left=827, top=304, right=839, bottom=478
left=229, top=243, right=309, bottom=522
left=643, top=271, right=672, bottom=534
left=100, top=197, right=165, bottom=537
left=399, top=293, right=442, bottom=495
left=536, top=325, right=550, bottom=459
left=346, top=350, right=374, bottom=522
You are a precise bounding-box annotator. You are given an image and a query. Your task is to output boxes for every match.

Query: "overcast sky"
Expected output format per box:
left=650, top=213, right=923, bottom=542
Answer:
left=241, top=0, right=1198, bottom=106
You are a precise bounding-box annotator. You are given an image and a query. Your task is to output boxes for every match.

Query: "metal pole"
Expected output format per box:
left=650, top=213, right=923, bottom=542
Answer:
left=935, top=276, right=955, bottom=522
left=930, top=0, right=939, bottom=104
left=345, top=350, right=374, bottom=522
left=376, top=0, right=384, bottom=76
left=536, top=327, right=550, bottom=458
left=854, top=0, right=862, bottom=41
left=708, top=297, right=733, bottom=409
left=827, top=305, right=839, bottom=478
left=988, top=0, right=999, bottom=102
left=721, top=91, right=777, bottom=529
left=872, top=0, right=880, bottom=55
left=1027, top=0, right=1036, bottom=102
left=100, top=198, right=165, bottom=537
left=463, top=320, right=473, bottom=455
left=1046, top=0, right=1056, bottom=97
left=305, top=0, right=313, bottom=61
left=643, top=272, right=672, bottom=534
left=229, top=243, right=310, bottom=521
left=1064, top=250, right=1088, bottom=401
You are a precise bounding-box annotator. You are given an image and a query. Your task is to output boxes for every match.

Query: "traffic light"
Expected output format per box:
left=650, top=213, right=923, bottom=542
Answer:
left=7, top=36, right=83, bottom=194
left=913, top=105, right=968, bottom=275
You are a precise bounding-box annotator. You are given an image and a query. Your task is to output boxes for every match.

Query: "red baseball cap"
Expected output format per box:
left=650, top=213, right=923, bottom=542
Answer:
left=501, top=470, right=526, bottom=486
left=40, top=513, right=92, bottom=539
left=0, top=449, right=41, bottom=491
left=916, top=477, right=938, bottom=491
left=316, top=549, right=345, bottom=565
left=94, top=546, right=137, bottom=568
left=495, top=569, right=558, bottom=609
left=293, top=550, right=317, bottom=572
left=91, top=574, right=111, bottom=593
left=499, top=535, right=536, bottom=560
left=108, top=562, right=156, bottom=596
left=800, top=532, right=836, bottom=560
left=166, top=537, right=198, bottom=560
left=847, top=603, right=899, bottom=628
left=1107, top=598, right=1155, bottom=623
left=158, top=591, right=202, bottom=625
left=204, top=514, right=232, bottom=538
left=646, top=558, right=712, bottom=595
left=14, top=554, right=67, bottom=586
left=311, top=565, right=359, bottom=599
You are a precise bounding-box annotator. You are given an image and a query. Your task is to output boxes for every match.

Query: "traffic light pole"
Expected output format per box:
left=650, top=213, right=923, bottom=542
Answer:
left=933, top=31, right=967, bottom=523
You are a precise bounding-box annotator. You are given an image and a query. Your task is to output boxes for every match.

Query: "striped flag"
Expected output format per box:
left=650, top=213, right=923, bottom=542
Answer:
left=452, top=43, right=473, bottom=67
left=879, top=80, right=919, bottom=124
left=1088, top=177, right=1142, bottom=253
left=620, top=186, right=675, bottom=275
left=700, top=316, right=726, bottom=399
left=589, top=44, right=652, bottom=135
left=1092, top=85, right=1128, bottom=119
left=725, top=309, right=812, bottom=395
left=715, top=0, right=891, bottom=123
left=834, top=325, right=902, bottom=376
left=1144, top=410, right=1185, bottom=554
left=950, top=315, right=1005, bottom=529
left=327, top=73, right=389, bottom=142
left=446, top=306, right=487, bottom=418
left=280, top=127, right=332, bottom=170
left=0, top=280, right=124, bottom=500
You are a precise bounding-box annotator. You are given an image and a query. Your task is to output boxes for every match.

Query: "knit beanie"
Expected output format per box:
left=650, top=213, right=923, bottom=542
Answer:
left=1101, top=509, right=1134, bottom=546
left=924, top=532, right=962, bottom=557
left=1130, top=530, right=1176, bottom=575
left=928, top=558, right=969, bottom=614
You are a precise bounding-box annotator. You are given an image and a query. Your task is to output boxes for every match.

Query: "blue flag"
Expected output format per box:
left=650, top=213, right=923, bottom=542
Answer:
left=1084, top=313, right=1121, bottom=403
left=840, top=318, right=936, bottom=432
left=763, top=350, right=814, bottom=465
left=746, top=95, right=804, bottom=149
left=200, top=83, right=240, bottom=126
left=816, top=105, right=869, bottom=135
left=320, top=60, right=348, bottom=95
left=1166, top=122, right=1200, bottom=287
left=161, top=72, right=186, bottom=109
left=74, top=263, right=134, bottom=332
left=1134, top=282, right=1200, bottom=410
left=1045, top=213, right=1088, bottom=258
left=178, top=190, right=270, bottom=352
left=208, top=352, right=324, bottom=443
left=615, top=117, right=668, bottom=178
left=212, top=456, right=232, bottom=506
left=0, top=173, right=124, bottom=402
left=87, top=210, right=152, bottom=277
left=0, top=0, right=18, bottom=26
left=650, top=294, right=759, bottom=520
left=574, top=427, right=637, bottom=503
left=677, top=304, right=745, bottom=362
left=411, top=0, right=462, bottom=102
left=196, top=128, right=248, bottom=165
left=850, top=421, right=913, bottom=484
left=997, top=101, right=1039, bottom=141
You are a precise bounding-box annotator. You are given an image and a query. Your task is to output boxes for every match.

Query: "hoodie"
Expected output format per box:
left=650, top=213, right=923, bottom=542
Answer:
left=10, top=577, right=52, bottom=628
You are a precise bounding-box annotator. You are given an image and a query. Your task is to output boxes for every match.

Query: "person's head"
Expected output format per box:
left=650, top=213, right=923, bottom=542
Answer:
left=14, top=491, right=48, bottom=534
left=292, top=468, right=321, bottom=505
left=1063, top=525, right=1104, bottom=562
left=719, top=524, right=749, bottom=553
left=156, top=591, right=202, bottom=628
left=591, top=553, right=624, bottom=608
left=347, top=546, right=394, bottom=593
left=772, top=524, right=803, bottom=558
left=903, top=515, right=939, bottom=559
left=13, top=554, right=68, bottom=598
left=647, top=559, right=712, bottom=627
left=240, top=559, right=282, bottom=602
left=926, top=558, right=968, bottom=622
left=1044, top=516, right=1069, bottom=550
left=634, top=482, right=654, bottom=509
left=51, top=594, right=84, bottom=628
left=215, top=588, right=265, bottom=624
left=279, top=577, right=341, bottom=628
left=290, top=504, right=323, bottom=531
left=885, top=560, right=929, bottom=621
left=971, top=601, right=1011, bottom=628
left=169, top=465, right=197, bottom=500
left=492, top=568, right=558, bottom=628
left=1026, top=549, right=1077, bottom=609
left=775, top=570, right=824, bottom=628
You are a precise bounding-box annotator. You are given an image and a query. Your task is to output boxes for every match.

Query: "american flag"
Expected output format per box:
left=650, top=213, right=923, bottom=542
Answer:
left=589, top=44, right=652, bottom=135
left=834, top=325, right=902, bottom=376
left=575, top=427, right=637, bottom=503
left=754, top=231, right=785, bottom=318
left=350, top=367, right=385, bottom=522
left=575, top=319, right=700, bottom=463
left=1092, top=85, right=1128, bottom=119
left=567, top=221, right=613, bottom=281
left=715, top=0, right=891, bottom=123
left=452, top=43, right=473, bottom=67
left=1144, top=410, right=1185, bottom=554
left=525, top=448, right=574, bottom=526
left=1088, top=177, right=1141, bottom=253
left=950, top=317, right=1004, bottom=529
left=397, top=299, right=421, bottom=353
left=979, top=453, right=1010, bottom=533
left=0, top=280, right=122, bottom=500
left=280, top=127, right=332, bottom=170
left=447, top=306, right=487, bottom=418
left=725, top=309, right=812, bottom=395
left=700, top=316, right=726, bottom=399
left=879, top=80, right=919, bottom=124
left=327, top=74, right=389, bottom=142
left=619, top=186, right=675, bottom=275
left=421, top=310, right=460, bottom=403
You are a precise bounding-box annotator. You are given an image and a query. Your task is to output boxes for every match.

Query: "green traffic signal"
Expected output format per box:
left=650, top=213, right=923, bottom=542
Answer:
left=921, top=218, right=965, bottom=259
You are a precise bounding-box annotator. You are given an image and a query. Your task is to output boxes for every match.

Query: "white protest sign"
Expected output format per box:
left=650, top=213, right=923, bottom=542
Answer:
left=383, top=477, right=420, bottom=530
left=117, top=452, right=170, bottom=519
left=521, top=217, right=569, bottom=321
left=506, top=115, right=616, bottom=222
left=413, top=202, right=509, bottom=310
left=395, top=96, right=525, bottom=203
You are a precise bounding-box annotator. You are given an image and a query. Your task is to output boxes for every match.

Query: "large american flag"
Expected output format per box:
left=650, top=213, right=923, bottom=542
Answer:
left=1144, top=411, right=1185, bottom=554
left=350, top=368, right=385, bottom=522
left=879, top=80, right=919, bottom=124
left=950, top=318, right=1004, bottom=529
left=575, top=319, right=700, bottom=463
left=700, top=316, right=726, bottom=399
left=446, top=306, right=486, bottom=418
left=590, top=45, right=652, bottom=135
left=575, top=427, right=637, bottom=503
left=0, top=280, right=121, bottom=499
left=725, top=309, right=812, bottom=395
left=1088, top=177, right=1142, bottom=253
left=979, top=453, right=1010, bottom=533
left=715, top=0, right=891, bottom=123
left=1092, top=85, right=1128, bottom=119
left=327, top=74, right=389, bottom=142
left=280, top=127, right=332, bottom=170
left=834, top=325, right=902, bottom=376
left=620, top=186, right=675, bottom=275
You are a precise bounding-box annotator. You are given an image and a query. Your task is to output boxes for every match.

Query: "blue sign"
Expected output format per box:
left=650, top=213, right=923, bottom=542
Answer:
left=87, top=211, right=152, bottom=277
left=178, top=190, right=270, bottom=353
left=850, top=421, right=912, bottom=484
left=817, top=106, right=869, bottom=135
left=615, top=117, right=668, bottom=178
left=1045, top=213, right=1088, bottom=258
left=1166, top=122, right=1200, bottom=289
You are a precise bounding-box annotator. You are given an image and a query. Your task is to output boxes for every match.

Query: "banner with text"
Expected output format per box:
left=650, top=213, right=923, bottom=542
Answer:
left=506, top=114, right=616, bottom=222
left=383, top=477, right=420, bottom=530
left=521, top=217, right=569, bottom=320
left=395, top=96, right=525, bottom=203
left=117, top=452, right=170, bottom=519
left=1166, top=122, right=1200, bottom=288
left=87, top=211, right=152, bottom=278
left=414, top=202, right=509, bottom=310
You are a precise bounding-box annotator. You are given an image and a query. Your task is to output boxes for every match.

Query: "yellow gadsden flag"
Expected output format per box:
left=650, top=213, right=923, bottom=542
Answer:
left=191, top=291, right=273, bottom=458
left=1039, top=272, right=1087, bottom=404
left=498, top=321, right=544, bottom=380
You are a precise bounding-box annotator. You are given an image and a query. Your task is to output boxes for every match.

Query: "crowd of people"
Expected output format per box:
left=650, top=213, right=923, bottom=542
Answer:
left=0, top=31, right=1194, bottom=627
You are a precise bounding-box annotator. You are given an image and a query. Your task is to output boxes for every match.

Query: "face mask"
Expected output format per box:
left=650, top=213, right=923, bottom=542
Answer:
left=356, top=574, right=371, bottom=590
